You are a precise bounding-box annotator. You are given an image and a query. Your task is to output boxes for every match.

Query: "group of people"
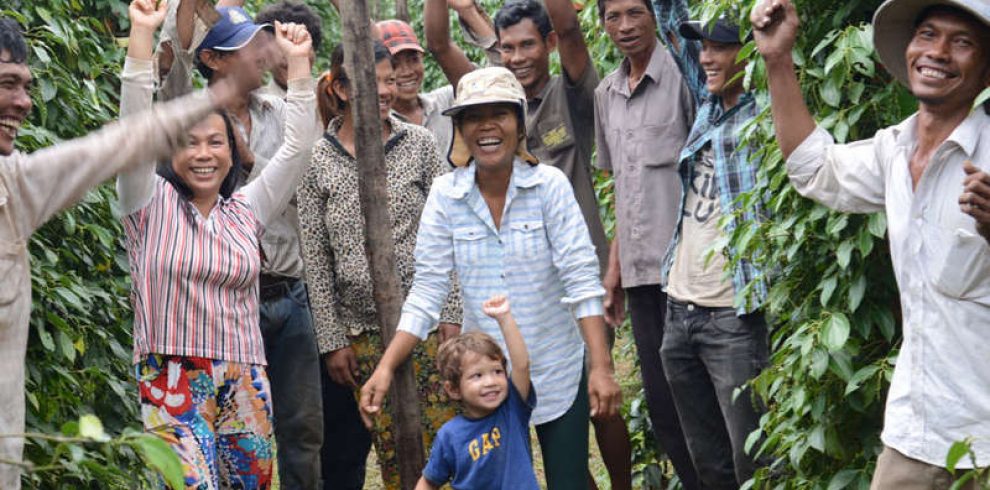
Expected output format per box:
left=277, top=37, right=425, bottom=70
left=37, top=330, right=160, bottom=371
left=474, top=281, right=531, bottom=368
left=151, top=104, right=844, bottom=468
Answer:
left=0, top=0, right=988, bottom=489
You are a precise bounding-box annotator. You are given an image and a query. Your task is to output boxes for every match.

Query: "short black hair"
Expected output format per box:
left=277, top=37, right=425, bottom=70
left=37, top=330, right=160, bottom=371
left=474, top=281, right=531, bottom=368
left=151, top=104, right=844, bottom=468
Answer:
left=494, top=0, right=552, bottom=41
left=328, top=41, right=393, bottom=111
left=596, top=0, right=655, bottom=22
left=254, top=1, right=323, bottom=52
left=158, top=110, right=243, bottom=201
left=0, top=17, right=28, bottom=64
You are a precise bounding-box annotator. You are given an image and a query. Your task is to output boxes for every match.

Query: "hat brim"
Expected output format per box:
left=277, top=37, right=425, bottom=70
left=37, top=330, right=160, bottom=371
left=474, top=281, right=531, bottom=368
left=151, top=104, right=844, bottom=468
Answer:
left=679, top=20, right=742, bottom=44
left=383, top=42, right=425, bottom=55
left=209, top=23, right=273, bottom=52
left=873, top=0, right=990, bottom=86
left=441, top=98, right=526, bottom=118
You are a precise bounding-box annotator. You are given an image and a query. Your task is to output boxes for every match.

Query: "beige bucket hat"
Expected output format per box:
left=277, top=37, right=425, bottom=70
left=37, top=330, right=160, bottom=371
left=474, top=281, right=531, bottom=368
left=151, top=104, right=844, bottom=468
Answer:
left=873, top=0, right=990, bottom=86
left=442, top=66, right=539, bottom=168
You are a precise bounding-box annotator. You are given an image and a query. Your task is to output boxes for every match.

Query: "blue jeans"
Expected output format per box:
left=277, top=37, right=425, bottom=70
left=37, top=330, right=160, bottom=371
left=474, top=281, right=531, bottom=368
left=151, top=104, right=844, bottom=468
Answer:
left=259, top=280, right=324, bottom=490
left=660, top=300, right=769, bottom=489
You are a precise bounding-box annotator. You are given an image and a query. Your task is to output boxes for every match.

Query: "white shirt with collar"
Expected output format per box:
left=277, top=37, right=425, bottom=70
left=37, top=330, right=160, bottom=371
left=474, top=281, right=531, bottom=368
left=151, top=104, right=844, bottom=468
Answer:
left=787, top=109, right=990, bottom=468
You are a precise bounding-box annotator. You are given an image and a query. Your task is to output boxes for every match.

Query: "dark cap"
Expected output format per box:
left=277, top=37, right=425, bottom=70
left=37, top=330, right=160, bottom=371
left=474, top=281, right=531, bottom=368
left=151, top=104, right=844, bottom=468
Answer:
left=679, top=18, right=745, bottom=44
left=198, top=6, right=273, bottom=53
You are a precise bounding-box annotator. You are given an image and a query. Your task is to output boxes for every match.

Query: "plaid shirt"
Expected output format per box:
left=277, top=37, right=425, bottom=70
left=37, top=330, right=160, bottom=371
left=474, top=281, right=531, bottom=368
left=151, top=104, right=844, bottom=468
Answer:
left=654, top=0, right=767, bottom=313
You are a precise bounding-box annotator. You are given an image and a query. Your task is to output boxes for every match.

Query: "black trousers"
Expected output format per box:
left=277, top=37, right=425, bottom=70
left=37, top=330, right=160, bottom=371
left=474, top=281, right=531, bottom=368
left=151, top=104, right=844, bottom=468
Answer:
left=319, top=367, right=371, bottom=490
left=626, top=285, right=701, bottom=490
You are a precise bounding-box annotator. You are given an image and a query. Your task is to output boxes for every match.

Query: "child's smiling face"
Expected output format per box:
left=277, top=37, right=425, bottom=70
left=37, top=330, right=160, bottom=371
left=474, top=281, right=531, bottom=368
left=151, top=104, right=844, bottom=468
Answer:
left=447, top=351, right=509, bottom=418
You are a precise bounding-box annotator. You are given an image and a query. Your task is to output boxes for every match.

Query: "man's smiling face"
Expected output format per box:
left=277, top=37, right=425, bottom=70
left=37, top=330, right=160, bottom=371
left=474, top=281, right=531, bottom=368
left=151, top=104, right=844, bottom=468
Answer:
left=905, top=7, right=990, bottom=111
left=0, top=51, right=33, bottom=156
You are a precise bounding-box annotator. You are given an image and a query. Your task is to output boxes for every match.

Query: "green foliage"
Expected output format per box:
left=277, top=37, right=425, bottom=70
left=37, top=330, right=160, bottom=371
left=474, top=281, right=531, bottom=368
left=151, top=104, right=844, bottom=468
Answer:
left=711, top=0, right=910, bottom=487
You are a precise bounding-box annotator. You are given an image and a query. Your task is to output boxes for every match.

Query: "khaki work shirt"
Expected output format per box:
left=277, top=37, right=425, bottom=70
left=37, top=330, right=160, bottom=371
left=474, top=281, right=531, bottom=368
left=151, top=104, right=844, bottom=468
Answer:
left=0, top=88, right=215, bottom=490
left=527, top=67, right=609, bottom=271
left=594, top=43, right=695, bottom=287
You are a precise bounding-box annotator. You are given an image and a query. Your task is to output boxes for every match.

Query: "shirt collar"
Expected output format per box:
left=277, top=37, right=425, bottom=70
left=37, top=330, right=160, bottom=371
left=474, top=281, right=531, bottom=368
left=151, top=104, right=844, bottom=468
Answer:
left=892, top=109, right=986, bottom=157
left=442, top=159, right=543, bottom=200
left=613, top=40, right=666, bottom=97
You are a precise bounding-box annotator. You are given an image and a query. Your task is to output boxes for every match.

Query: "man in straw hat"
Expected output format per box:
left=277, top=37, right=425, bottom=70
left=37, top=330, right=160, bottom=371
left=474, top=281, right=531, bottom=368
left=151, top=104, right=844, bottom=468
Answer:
left=752, top=0, right=990, bottom=486
left=362, top=66, right=621, bottom=490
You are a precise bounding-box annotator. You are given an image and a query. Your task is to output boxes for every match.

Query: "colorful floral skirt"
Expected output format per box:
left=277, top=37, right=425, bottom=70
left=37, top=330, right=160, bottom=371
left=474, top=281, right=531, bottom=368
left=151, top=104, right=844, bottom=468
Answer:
left=136, top=354, right=274, bottom=489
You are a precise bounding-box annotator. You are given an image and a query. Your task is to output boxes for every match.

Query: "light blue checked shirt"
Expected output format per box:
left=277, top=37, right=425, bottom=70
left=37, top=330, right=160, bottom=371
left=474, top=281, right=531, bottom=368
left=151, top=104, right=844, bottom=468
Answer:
left=397, top=159, right=605, bottom=424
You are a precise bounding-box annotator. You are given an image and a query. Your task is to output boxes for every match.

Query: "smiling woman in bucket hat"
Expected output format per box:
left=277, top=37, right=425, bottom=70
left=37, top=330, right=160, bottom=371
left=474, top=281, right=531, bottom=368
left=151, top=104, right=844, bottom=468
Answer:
left=751, top=0, right=990, bottom=487
left=359, top=66, right=622, bottom=489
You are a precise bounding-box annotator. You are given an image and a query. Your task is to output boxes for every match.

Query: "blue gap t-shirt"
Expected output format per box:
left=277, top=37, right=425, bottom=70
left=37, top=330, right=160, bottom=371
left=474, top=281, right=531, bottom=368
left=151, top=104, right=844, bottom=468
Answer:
left=422, top=380, right=540, bottom=490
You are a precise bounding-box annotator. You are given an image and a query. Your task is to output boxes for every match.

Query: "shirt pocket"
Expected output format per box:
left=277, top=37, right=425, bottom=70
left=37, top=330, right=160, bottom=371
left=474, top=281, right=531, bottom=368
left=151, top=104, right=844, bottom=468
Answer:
left=509, top=218, right=549, bottom=258
left=453, top=225, right=492, bottom=267
left=0, top=244, right=24, bottom=306
left=930, top=228, right=990, bottom=300
left=634, top=123, right=680, bottom=167
left=533, top=116, right=575, bottom=157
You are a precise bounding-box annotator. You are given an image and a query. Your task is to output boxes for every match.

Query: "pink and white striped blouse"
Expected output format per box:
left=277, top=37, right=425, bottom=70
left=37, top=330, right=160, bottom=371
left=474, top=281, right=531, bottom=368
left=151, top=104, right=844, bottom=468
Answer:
left=116, top=57, right=317, bottom=365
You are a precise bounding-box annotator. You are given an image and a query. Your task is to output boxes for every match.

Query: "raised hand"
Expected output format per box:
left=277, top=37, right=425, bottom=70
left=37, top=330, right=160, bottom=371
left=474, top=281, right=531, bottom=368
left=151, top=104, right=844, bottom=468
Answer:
left=446, top=0, right=477, bottom=12
left=750, top=0, right=800, bottom=61
left=961, top=161, right=990, bottom=242
left=273, top=21, right=313, bottom=60
left=482, top=294, right=512, bottom=321
left=129, top=0, right=168, bottom=32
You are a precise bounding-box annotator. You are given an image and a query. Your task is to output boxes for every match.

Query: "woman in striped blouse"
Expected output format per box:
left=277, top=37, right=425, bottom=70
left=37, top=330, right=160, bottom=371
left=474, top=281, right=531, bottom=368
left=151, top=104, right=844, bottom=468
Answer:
left=115, top=1, right=316, bottom=486
left=360, top=67, right=623, bottom=489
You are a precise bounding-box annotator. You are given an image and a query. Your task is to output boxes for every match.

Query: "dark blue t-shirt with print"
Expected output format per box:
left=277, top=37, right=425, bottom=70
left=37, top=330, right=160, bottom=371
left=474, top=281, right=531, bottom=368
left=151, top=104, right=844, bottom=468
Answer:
left=422, top=381, right=539, bottom=490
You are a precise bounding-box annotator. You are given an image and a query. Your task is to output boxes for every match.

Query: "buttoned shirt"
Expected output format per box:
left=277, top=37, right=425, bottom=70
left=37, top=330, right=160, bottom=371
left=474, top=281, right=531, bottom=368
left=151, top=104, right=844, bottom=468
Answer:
left=0, top=58, right=216, bottom=489
left=788, top=110, right=990, bottom=468
left=298, top=116, right=463, bottom=354
left=397, top=160, right=605, bottom=424
left=528, top=68, right=610, bottom=273
left=654, top=0, right=767, bottom=313
left=117, top=57, right=316, bottom=366
left=594, top=43, right=695, bottom=287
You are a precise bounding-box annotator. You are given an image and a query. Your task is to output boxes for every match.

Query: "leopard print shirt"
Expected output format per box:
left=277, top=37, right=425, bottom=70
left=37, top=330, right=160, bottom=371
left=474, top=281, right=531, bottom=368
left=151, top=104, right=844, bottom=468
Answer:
left=298, top=116, right=463, bottom=353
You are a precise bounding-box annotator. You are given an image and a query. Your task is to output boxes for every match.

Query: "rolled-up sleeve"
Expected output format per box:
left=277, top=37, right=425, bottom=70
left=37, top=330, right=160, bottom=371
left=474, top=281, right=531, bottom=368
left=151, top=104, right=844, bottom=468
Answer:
left=397, top=184, right=456, bottom=339
left=787, top=126, right=887, bottom=214
left=542, top=170, right=605, bottom=318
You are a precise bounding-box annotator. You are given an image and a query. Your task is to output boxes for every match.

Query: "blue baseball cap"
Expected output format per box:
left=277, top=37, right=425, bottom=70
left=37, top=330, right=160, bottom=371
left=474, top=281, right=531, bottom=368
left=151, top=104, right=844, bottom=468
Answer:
left=198, top=6, right=272, bottom=53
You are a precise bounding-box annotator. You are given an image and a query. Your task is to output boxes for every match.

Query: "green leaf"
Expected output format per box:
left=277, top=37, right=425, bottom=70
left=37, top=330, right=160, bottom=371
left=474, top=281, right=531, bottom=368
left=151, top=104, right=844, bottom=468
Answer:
left=823, top=313, right=851, bottom=351
left=867, top=213, right=887, bottom=237
left=809, top=425, right=826, bottom=452
left=820, top=276, right=838, bottom=306
left=845, top=365, right=879, bottom=395
left=946, top=440, right=971, bottom=473
left=828, top=469, right=859, bottom=490
left=58, top=330, right=76, bottom=363
left=133, top=435, right=185, bottom=489
left=836, top=240, right=855, bottom=269
left=848, top=274, right=866, bottom=311
left=78, top=414, right=109, bottom=442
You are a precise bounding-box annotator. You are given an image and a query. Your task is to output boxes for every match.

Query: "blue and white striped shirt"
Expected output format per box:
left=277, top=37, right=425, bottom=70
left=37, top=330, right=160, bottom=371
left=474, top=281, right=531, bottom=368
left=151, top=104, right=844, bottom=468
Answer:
left=397, top=160, right=605, bottom=424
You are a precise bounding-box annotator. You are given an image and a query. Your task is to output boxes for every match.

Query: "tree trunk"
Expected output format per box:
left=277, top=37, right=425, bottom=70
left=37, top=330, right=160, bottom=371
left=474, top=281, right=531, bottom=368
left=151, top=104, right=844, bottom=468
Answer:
left=337, top=1, right=425, bottom=489
left=395, top=0, right=410, bottom=22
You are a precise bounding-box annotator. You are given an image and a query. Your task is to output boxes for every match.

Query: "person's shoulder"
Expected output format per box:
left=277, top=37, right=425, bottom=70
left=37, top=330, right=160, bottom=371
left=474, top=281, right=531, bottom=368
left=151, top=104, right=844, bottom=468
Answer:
left=396, top=118, right=438, bottom=145
left=533, top=162, right=568, bottom=185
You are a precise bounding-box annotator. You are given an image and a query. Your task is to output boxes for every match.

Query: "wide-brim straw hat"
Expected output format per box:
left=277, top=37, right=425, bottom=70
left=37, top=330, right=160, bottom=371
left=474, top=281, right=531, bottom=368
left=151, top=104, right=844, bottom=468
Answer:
left=873, top=0, right=990, bottom=86
left=442, top=67, right=539, bottom=168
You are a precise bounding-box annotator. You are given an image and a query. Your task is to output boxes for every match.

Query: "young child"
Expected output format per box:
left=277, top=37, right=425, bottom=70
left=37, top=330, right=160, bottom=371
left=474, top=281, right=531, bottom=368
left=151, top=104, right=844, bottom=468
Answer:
left=416, top=295, right=539, bottom=490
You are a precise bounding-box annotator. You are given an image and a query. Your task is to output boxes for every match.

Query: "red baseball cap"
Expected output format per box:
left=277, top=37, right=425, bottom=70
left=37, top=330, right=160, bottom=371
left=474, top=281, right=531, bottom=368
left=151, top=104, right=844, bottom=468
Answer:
left=376, top=20, right=424, bottom=55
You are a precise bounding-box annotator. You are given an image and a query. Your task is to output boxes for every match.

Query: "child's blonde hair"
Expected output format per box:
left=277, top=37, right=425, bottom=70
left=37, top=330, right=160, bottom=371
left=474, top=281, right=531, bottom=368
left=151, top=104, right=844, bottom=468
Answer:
left=437, top=331, right=506, bottom=385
